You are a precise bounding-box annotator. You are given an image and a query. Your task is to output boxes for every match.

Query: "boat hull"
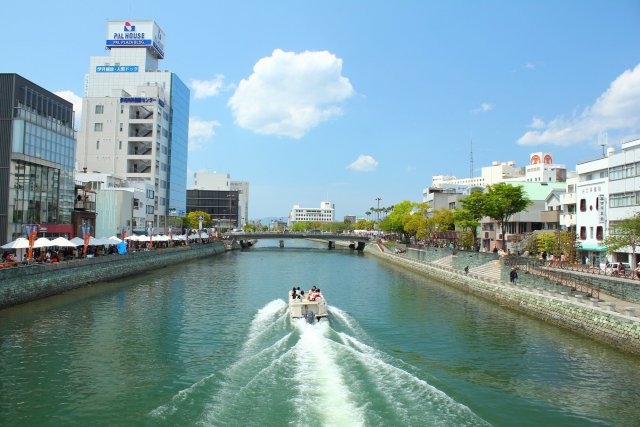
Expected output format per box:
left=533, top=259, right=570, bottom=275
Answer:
left=289, top=299, right=328, bottom=321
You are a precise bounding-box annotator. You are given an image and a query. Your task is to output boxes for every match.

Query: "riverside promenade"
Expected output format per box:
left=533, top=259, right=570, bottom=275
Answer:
left=366, top=242, right=640, bottom=356
left=0, top=242, right=225, bottom=309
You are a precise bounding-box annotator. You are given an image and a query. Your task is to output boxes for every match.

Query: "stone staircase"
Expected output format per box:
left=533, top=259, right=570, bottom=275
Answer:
left=468, top=260, right=503, bottom=281
left=431, top=255, right=454, bottom=267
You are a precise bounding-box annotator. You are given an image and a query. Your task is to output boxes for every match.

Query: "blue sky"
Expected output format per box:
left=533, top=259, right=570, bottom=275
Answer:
left=4, top=1, right=640, bottom=220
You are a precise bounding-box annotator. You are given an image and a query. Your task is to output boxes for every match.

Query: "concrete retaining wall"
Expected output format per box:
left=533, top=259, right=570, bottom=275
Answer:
left=367, top=245, right=640, bottom=356
left=0, top=243, right=225, bottom=309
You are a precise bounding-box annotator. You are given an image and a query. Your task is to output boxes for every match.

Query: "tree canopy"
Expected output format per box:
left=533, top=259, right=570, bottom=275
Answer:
left=482, top=183, right=532, bottom=250
left=185, top=211, right=211, bottom=230
left=379, top=200, right=415, bottom=235
left=603, top=212, right=640, bottom=269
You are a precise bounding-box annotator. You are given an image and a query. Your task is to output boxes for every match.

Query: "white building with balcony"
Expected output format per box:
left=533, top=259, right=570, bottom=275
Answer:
left=288, top=202, right=335, bottom=225
left=76, top=20, right=189, bottom=230
left=575, top=139, right=640, bottom=266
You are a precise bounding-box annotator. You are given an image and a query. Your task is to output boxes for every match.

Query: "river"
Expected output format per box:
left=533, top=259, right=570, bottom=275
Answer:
left=0, top=239, right=639, bottom=426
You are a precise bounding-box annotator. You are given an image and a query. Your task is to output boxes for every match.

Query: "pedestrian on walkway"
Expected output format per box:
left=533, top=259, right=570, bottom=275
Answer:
left=560, top=253, right=567, bottom=269
left=510, top=267, right=518, bottom=284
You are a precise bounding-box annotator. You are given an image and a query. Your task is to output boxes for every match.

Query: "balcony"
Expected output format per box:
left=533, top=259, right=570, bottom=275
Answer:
left=540, top=210, right=560, bottom=223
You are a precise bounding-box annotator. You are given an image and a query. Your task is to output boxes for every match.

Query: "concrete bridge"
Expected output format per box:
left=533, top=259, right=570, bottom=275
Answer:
left=225, top=231, right=370, bottom=250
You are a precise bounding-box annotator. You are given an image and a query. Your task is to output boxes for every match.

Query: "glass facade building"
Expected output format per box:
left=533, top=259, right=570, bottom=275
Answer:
left=168, top=74, right=189, bottom=215
left=0, top=74, right=76, bottom=243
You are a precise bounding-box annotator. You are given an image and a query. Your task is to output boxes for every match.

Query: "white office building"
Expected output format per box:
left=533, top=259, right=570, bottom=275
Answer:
left=231, top=181, right=249, bottom=227
left=76, top=20, right=189, bottom=230
left=75, top=172, right=155, bottom=236
left=288, top=202, right=335, bottom=225
left=427, top=152, right=565, bottom=195
left=575, top=139, right=640, bottom=266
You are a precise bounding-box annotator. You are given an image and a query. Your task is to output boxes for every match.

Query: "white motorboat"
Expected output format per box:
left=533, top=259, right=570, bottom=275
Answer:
left=289, top=287, right=328, bottom=323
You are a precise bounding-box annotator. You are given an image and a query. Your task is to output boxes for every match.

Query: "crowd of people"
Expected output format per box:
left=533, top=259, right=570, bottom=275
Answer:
left=290, top=286, right=323, bottom=302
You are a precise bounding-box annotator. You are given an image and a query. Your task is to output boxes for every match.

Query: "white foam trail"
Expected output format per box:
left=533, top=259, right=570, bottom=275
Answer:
left=149, top=371, right=219, bottom=419
left=291, top=320, right=366, bottom=427
left=336, top=332, right=490, bottom=426
left=243, top=299, right=287, bottom=350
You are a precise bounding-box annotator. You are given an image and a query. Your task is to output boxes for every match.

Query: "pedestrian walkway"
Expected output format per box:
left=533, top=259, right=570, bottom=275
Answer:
left=468, top=260, right=502, bottom=281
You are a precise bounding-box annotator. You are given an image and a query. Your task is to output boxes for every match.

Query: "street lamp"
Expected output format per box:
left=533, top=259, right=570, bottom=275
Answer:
left=226, top=193, right=234, bottom=232
left=375, top=197, right=382, bottom=222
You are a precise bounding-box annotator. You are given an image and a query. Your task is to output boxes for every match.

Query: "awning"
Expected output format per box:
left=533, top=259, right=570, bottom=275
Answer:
left=577, top=244, right=608, bottom=252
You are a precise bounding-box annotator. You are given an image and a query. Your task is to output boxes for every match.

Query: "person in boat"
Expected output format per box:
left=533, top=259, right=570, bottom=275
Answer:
left=291, top=286, right=298, bottom=299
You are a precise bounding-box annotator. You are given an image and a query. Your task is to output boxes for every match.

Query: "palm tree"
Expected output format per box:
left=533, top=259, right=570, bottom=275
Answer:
left=365, top=211, right=371, bottom=220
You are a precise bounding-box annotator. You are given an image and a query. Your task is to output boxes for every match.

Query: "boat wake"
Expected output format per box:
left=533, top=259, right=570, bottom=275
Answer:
left=150, top=300, right=489, bottom=426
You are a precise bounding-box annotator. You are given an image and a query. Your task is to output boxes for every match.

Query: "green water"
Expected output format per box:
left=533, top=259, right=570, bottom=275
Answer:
left=1, top=240, right=639, bottom=426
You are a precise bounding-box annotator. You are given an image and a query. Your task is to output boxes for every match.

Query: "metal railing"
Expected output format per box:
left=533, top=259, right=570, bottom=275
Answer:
left=505, top=258, right=600, bottom=299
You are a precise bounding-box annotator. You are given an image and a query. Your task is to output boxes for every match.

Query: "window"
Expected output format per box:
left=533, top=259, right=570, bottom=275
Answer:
left=146, top=189, right=154, bottom=199
left=94, top=123, right=103, bottom=132
left=596, top=226, right=604, bottom=240
left=119, top=141, right=122, bottom=150
left=580, top=226, right=586, bottom=240
left=579, top=199, right=586, bottom=212
left=95, top=105, right=104, bottom=114
left=96, top=140, right=100, bottom=150
left=146, top=205, right=154, bottom=214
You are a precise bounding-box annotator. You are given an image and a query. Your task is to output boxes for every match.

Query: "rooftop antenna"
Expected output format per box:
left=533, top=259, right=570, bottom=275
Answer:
left=469, top=139, right=474, bottom=178
left=598, top=132, right=608, bottom=156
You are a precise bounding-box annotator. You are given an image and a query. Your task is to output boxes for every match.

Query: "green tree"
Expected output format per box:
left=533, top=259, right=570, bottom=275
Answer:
left=185, top=211, right=211, bottom=231
left=457, top=189, right=486, bottom=248
left=536, top=232, right=556, bottom=255
left=379, top=200, right=414, bottom=238
left=402, top=203, right=429, bottom=242
left=602, top=212, right=640, bottom=269
left=290, top=222, right=310, bottom=232
left=244, top=223, right=257, bottom=232
left=482, top=183, right=532, bottom=251
left=354, top=219, right=375, bottom=230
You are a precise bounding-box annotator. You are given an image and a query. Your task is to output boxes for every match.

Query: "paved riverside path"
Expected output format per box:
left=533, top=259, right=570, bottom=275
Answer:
left=541, top=265, right=640, bottom=316
left=378, top=243, right=640, bottom=318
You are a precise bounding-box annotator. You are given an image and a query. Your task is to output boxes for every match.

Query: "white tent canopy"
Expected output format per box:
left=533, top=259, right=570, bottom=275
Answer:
left=33, top=237, right=53, bottom=248
left=50, top=237, right=78, bottom=247
left=1, top=237, right=31, bottom=249
left=70, top=237, right=84, bottom=246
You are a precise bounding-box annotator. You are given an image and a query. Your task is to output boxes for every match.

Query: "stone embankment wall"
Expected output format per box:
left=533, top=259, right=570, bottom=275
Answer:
left=366, top=245, right=640, bottom=356
left=0, top=243, right=225, bottom=309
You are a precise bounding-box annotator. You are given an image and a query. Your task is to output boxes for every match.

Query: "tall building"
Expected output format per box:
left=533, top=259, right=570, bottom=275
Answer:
left=191, top=171, right=249, bottom=228
left=76, top=20, right=189, bottom=230
left=288, top=202, right=335, bottom=225
left=0, top=74, right=76, bottom=243
left=573, top=139, right=640, bottom=266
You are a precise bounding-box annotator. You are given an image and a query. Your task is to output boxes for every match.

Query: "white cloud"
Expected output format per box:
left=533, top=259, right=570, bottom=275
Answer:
left=228, top=49, right=355, bottom=138
left=347, top=155, right=378, bottom=172
left=54, top=90, right=82, bottom=130
left=189, top=117, right=221, bottom=151
left=191, top=75, right=227, bottom=99
left=472, top=102, right=494, bottom=113
left=528, top=116, right=545, bottom=129
left=518, top=63, right=640, bottom=146
left=525, top=62, right=536, bottom=70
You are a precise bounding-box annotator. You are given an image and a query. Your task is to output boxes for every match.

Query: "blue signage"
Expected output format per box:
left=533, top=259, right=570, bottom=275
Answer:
left=120, top=97, right=156, bottom=104
left=96, top=66, right=139, bottom=73
left=106, top=39, right=153, bottom=47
